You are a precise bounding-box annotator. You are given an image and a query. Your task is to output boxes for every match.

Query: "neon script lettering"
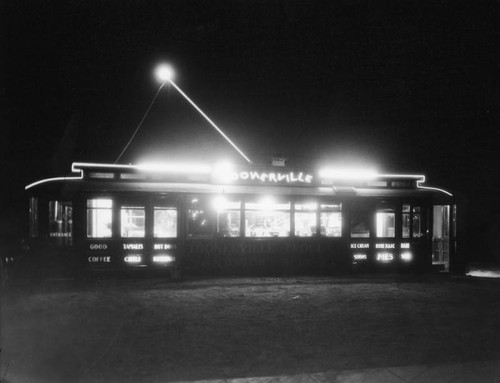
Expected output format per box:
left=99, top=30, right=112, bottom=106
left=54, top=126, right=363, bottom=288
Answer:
left=231, top=171, right=313, bottom=184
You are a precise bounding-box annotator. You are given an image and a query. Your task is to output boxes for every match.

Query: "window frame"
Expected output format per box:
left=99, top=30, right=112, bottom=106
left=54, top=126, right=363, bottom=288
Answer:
left=120, top=203, right=146, bottom=238
left=153, top=205, right=178, bottom=239
left=186, top=195, right=216, bottom=239
left=244, top=198, right=291, bottom=238
left=376, top=208, right=396, bottom=238
left=86, top=198, right=113, bottom=238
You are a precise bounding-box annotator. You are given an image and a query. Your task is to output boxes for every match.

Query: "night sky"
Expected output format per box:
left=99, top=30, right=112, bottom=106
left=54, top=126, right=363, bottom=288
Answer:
left=2, top=1, right=499, bottom=245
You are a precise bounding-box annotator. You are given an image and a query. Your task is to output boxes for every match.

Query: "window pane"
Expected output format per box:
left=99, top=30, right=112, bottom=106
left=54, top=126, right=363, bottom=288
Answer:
left=213, top=198, right=241, bottom=237
left=376, top=212, right=395, bottom=238
left=121, top=206, right=145, bottom=238
left=87, top=199, right=112, bottom=238
left=49, top=201, right=73, bottom=245
left=188, top=197, right=213, bottom=238
left=295, top=212, right=317, bottom=236
left=402, top=213, right=410, bottom=238
left=154, top=207, right=177, bottom=238
left=217, top=211, right=241, bottom=237
left=245, top=211, right=290, bottom=237
left=350, top=210, right=370, bottom=238
left=321, top=212, right=342, bottom=237
left=413, top=207, right=422, bottom=238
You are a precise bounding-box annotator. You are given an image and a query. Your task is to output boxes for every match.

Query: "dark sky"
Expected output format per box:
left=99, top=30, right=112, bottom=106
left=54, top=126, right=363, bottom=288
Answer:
left=2, top=1, right=499, bottom=210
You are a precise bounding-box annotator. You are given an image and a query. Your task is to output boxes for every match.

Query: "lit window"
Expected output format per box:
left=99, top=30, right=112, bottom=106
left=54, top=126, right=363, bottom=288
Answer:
left=215, top=199, right=241, bottom=237
left=87, top=199, right=112, bottom=238
left=121, top=205, right=145, bottom=238
left=245, top=200, right=290, bottom=237
left=188, top=197, right=214, bottom=238
left=154, top=207, right=177, bottom=238
left=402, top=204, right=410, bottom=238
left=295, top=202, right=317, bottom=237
left=49, top=200, right=73, bottom=245
left=320, top=203, right=342, bottom=237
left=376, top=209, right=395, bottom=238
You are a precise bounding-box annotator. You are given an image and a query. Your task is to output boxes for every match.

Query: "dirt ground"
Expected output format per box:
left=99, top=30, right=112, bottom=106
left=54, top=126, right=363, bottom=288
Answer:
left=1, top=274, right=500, bottom=383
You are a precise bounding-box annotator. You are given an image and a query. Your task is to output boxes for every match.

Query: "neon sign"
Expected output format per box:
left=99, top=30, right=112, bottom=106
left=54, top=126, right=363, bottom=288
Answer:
left=353, top=253, right=367, bottom=260
left=124, top=255, right=141, bottom=263
left=351, top=243, right=369, bottom=249
left=154, top=243, right=176, bottom=250
left=375, top=243, right=395, bottom=249
left=50, top=233, right=71, bottom=238
left=401, top=251, right=412, bottom=261
left=89, top=243, right=108, bottom=250
left=153, top=255, right=175, bottom=263
left=376, top=252, right=394, bottom=262
left=401, top=243, right=410, bottom=249
left=230, top=171, right=313, bottom=184
left=88, top=256, right=111, bottom=263
left=123, top=243, right=143, bottom=250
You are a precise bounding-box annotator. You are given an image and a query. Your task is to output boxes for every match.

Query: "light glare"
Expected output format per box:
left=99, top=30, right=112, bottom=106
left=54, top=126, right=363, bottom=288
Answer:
left=212, top=161, right=235, bottom=183
left=212, top=196, right=228, bottom=210
left=401, top=251, right=413, bottom=262
left=136, top=162, right=211, bottom=174
left=124, top=255, right=141, bottom=263
left=153, top=255, right=175, bottom=263
left=155, top=64, right=175, bottom=82
left=319, top=168, right=378, bottom=180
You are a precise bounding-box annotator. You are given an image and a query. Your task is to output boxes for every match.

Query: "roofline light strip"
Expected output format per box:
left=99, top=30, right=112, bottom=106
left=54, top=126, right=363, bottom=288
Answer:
left=25, top=174, right=83, bottom=190
left=26, top=162, right=453, bottom=196
left=72, top=162, right=212, bottom=174
left=416, top=183, right=453, bottom=197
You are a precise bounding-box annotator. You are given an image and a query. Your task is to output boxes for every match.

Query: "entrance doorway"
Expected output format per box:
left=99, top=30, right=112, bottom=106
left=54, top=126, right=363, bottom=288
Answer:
left=433, top=205, right=450, bottom=271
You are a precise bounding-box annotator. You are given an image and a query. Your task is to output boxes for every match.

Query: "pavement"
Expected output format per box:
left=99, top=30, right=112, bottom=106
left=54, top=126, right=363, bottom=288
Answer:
left=175, top=361, right=500, bottom=383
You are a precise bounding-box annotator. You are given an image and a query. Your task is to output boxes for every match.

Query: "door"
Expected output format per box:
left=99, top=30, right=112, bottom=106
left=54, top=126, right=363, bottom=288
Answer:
left=432, top=205, right=450, bottom=271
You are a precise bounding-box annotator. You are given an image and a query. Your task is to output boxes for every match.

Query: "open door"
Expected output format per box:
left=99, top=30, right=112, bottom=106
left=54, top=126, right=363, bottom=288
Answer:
left=433, top=205, right=450, bottom=271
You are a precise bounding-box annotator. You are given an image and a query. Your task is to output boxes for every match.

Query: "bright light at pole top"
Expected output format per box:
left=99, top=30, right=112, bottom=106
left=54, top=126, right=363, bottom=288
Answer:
left=155, top=64, right=175, bottom=82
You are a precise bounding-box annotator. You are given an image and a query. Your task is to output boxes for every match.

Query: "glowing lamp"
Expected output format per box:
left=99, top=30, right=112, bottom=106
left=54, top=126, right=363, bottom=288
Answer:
left=353, top=253, right=367, bottom=261
left=212, top=161, right=236, bottom=183
left=212, top=196, right=228, bottom=210
left=259, top=196, right=276, bottom=210
left=155, top=64, right=175, bottom=82
left=401, top=251, right=413, bottom=262
left=376, top=252, right=394, bottom=262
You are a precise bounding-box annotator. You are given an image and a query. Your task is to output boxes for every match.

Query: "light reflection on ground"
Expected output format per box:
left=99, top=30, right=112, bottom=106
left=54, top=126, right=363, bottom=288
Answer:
left=466, top=265, right=500, bottom=278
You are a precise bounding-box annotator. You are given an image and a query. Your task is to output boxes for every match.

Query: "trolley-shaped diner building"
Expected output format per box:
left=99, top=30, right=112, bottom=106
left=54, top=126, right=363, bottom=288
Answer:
left=25, top=162, right=457, bottom=276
